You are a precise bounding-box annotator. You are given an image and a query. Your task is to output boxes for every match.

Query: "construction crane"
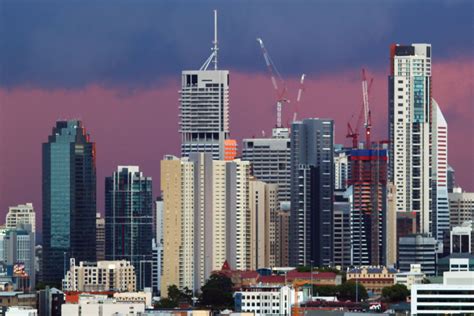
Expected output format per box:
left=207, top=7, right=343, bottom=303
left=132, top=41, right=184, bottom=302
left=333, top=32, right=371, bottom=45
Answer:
left=346, top=68, right=373, bottom=149
left=256, top=38, right=289, bottom=128
left=292, top=74, right=306, bottom=122
left=292, top=280, right=312, bottom=316
left=361, top=68, right=372, bottom=149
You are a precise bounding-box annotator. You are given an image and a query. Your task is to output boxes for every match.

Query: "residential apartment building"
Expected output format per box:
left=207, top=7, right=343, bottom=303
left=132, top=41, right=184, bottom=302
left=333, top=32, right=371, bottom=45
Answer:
left=333, top=189, right=351, bottom=268
left=5, top=203, right=35, bottom=233
left=62, top=259, right=136, bottom=292
left=389, top=44, right=433, bottom=235
left=95, top=213, right=105, bottom=261
left=242, top=127, right=291, bottom=267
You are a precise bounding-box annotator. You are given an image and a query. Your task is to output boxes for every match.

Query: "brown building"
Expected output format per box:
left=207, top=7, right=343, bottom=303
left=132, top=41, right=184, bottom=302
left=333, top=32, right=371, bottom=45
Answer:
left=0, top=291, right=36, bottom=308
left=346, top=266, right=397, bottom=294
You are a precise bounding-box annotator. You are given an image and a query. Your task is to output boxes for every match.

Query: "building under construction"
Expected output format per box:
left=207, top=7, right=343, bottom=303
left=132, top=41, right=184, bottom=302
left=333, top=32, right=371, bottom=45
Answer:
left=349, top=144, right=388, bottom=266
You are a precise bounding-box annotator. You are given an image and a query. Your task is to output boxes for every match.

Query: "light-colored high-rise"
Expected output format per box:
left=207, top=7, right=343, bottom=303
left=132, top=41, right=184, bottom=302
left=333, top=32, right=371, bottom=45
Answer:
left=334, top=145, right=350, bottom=191
left=242, top=128, right=290, bottom=266
left=96, top=213, right=105, bottom=261
left=432, top=99, right=450, bottom=242
left=389, top=43, right=432, bottom=234
left=160, top=156, right=194, bottom=296
left=62, top=258, right=136, bottom=292
left=6, top=203, right=35, bottom=233
left=161, top=154, right=259, bottom=295
left=179, top=12, right=229, bottom=160
left=449, top=187, right=474, bottom=228
left=249, top=178, right=278, bottom=269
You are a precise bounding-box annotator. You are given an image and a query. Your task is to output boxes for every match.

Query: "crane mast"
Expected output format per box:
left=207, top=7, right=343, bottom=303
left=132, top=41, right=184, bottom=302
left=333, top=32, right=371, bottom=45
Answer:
left=256, top=38, right=288, bottom=128
left=292, top=74, right=306, bottom=122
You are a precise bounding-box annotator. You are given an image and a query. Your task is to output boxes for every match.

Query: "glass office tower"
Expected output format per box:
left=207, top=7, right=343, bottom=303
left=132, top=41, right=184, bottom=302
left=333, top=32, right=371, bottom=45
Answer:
left=42, top=120, right=96, bottom=286
left=105, top=166, right=153, bottom=290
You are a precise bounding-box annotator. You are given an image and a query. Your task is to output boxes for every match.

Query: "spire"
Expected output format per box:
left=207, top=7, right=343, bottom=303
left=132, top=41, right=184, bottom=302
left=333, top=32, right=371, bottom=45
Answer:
left=200, top=10, right=219, bottom=71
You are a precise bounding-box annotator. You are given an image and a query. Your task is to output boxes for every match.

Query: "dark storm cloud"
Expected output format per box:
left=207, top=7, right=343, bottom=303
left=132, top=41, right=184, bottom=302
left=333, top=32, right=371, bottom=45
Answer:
left=0, top=0, right=472, bottom=88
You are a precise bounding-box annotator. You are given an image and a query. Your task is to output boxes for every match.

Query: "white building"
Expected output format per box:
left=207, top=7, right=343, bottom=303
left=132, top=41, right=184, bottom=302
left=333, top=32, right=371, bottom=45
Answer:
left=5, top=203, right=35, bottom=233
left=395, top=264, right=425, bottom=289
left=389, top=43, right=433, bottom=234
left=234, top=285, right=304, bottom=316
left=61, top=294, right=145, bottom=316
left=113, top=288, right=152, bottom=309
left=179, top=13, right=229, bottom=161
left=334, top=145, right=350, bottom=191
left=450, top=221, right=473, bottom=254
left=432, top=100, right=450, bottom=242
left=152, top=199, right=164, bottom=294
left=5, top=307, right=37, bottom=316
left=411, top=270, right=474, bottom=314
left=62, top=259, right=136, bottom=292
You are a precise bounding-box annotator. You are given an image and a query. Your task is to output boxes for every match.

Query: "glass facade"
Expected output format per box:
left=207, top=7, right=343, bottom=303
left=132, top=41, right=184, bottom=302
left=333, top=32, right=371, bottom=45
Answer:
left=105, top=166, right=153, bottom=290
left=42, top=120, right=96, bottom=286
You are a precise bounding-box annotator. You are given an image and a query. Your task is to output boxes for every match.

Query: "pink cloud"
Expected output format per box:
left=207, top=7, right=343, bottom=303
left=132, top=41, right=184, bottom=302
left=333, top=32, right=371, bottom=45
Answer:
left=0, top=58, right=472, bottom=230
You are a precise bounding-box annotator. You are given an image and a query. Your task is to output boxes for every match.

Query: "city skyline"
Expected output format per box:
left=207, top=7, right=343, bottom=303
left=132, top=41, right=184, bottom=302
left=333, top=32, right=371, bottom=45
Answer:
left=1, top=1, right=473, bottom=230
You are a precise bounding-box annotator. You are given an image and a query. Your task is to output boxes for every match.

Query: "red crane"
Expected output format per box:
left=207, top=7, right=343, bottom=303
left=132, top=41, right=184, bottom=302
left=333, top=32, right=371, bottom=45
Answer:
left=346, top=68, right=374, bottom=149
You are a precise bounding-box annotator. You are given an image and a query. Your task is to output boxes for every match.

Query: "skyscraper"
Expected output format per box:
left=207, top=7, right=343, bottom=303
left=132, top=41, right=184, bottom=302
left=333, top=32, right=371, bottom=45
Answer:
left=334, top=145, right=350, bottom=191
left=6, top=203, right=35, bottom=233
left=242, top=127, right=291, bottom=266
left=105, top=166, right=153, bottom=290
left=96, top=213, right=105, bottom=261
left=349, top=144, right=388, bottom=266
left=432, top=99, right=450, bottom=243
left=389, top=43, right=432, bottom=235
left=179, top=12, right=230, bottom=160
left=42, top=120, right=96, bottom=286
left=289, top=118, right=334, bottom=267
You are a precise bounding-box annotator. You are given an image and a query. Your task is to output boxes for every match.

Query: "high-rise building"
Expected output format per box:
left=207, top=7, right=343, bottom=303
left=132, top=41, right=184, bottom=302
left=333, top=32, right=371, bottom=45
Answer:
left=225, top=159, right=252, bottom=271
left=334, top=145, right=350, bottom=191
left=42, top=120, right=96, bottom=286
left=389, top=43, right=432, bottom=235
left=160, top=156, right=195, bottom=296
left=0, top=224, right=36, bottom=290
left=386, top=182, right=398, bottom=267
left=449, top=187, right=474, bottom=228
left=447, top=165, right=455, bottom=193
left=62, top=258, right=136, bottom=292
left=432, top=99, right=450, bottom=243
left=105, top=166, right=153, bottom=290
left=160, top=154, right=254, bottom=295
left=349, top=145, right=388, bottom=266
left=398, top=234, right=437, bottom=276
left=249, top=178, right=278, bottom=269
left=5, top=203, right=35, bottom=233
left=242, top=127, right=291, bottom=266
left=96, top=213, right=105, bottom=261
left=289, top=118, right=334, bottom=267
left=152, top=198, right=163, bottom=295
left=179, top=13, right=229, bottom=160
left=333, top=189, right=352, bottom=268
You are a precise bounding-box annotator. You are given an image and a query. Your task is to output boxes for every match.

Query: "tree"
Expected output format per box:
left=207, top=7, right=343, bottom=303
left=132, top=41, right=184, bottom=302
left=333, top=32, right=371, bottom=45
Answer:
left=154, top=297, right=177, bottom=309
left=337, top=281, right=368, bottom=301
left=199, top=274, right=234, bottom=309
left=381, top=284, right=410, bottom=303
left=154, top=285, right=192, bottom=309
left=313, top=285, right=338, bottom=297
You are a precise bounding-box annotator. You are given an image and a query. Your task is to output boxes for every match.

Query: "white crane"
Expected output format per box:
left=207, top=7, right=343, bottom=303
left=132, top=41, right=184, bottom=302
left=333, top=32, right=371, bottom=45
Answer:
left=292, top=73, right=306, bottom=122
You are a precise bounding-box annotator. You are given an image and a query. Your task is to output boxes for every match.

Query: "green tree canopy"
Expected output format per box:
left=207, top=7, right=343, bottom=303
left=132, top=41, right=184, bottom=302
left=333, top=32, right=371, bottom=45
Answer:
left=381, top=284, right=410, bottom=303
left=199, top=274, right=234, bottom=309
left=337, top=281, right=368, bottom=301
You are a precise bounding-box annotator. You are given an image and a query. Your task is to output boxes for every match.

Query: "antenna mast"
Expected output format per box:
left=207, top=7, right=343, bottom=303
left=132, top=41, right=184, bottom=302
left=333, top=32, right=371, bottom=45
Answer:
left=200, top=10, right=219, bottom=71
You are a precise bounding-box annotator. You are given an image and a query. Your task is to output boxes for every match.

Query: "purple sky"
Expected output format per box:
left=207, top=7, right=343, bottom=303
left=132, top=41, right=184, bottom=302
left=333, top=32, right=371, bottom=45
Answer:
left=0, top=1, right=473, bottom=231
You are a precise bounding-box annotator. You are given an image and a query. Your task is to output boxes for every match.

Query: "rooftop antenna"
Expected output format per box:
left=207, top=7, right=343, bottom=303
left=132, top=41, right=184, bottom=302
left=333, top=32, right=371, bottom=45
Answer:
left=200, top=10, right=219, bottom=71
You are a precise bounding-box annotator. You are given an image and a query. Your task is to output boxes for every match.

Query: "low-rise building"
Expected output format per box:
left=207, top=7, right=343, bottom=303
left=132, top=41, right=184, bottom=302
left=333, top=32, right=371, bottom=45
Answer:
left=234, top=285, right=304, bottom=316
left=5, top=306, right=37, bottom=316
left=113, top=288, right=152, bottom=308
left=411, top=270, right=474, bottom=315
left=346, top=266, right=397, bottom=295
left=61, top=294, right=145, bottom=316
left=0, top=292, right=36, bottom=309
left=62, top=259, right=136, bottom=292
left=36, top=287, right=64, bottom=316
left=394, top=264, right=425, bottom=289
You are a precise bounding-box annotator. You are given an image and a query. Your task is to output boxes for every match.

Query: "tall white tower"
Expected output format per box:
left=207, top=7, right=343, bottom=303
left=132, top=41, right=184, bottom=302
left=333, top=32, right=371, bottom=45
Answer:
left=432, top=99, right=449, bottom=242
left=179, top=10, right=229, bottom=160
left=389, top=43, right=432, bottom=235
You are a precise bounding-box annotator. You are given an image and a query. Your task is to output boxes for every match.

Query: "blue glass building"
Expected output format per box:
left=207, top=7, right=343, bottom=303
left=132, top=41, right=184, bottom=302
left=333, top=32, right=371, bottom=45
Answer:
left=105, top=166, right=153, bottom=289
left=42, top=120, right=96, bottom=286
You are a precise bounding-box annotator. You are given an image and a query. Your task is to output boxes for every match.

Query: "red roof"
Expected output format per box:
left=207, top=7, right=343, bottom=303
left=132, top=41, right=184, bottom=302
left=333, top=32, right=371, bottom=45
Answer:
left=240, top=271, right=259, bottom=279
left=258, top=275, right=286, bottom=284
left=286, top=271, right=336, bottom=281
